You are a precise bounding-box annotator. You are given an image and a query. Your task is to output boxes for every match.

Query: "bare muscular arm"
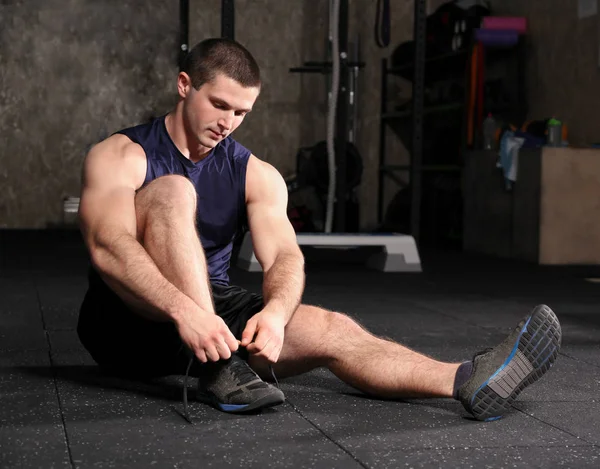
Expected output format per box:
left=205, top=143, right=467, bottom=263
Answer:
left=245, top=155, right=305, bottom=324
left=238, top=155, right=305, bottom=362
left=78, top=135, right=201, bottom=323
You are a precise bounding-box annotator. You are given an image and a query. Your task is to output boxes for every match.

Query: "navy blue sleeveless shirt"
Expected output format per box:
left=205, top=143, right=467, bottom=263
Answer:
left=116, top=115, right=251, bottom=286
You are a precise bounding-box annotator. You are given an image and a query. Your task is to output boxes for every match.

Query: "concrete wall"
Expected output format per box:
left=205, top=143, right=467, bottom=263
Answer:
left=0, top=0, right=422, bottom=230
left=0, top=0, right=181, bottom=228
left=8, top=1, right=596, bottom=232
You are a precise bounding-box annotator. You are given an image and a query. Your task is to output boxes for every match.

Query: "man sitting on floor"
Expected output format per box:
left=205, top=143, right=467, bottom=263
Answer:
left=76, top=38, right=562, bottom=422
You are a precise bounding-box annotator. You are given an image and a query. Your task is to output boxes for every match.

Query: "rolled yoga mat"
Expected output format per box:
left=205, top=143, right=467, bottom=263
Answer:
left=474, top=28, right=519, bottom=47
left=482, top=17, right=527, bottom=34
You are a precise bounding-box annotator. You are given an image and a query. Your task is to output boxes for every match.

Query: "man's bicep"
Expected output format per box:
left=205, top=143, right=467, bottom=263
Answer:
left=246, top=163, right=300, bottom=271
left=79, top=185, right=138, bottom=247
left=78, top=138, right=145, bottom=249
left=248, top=206, right=299, bottom=271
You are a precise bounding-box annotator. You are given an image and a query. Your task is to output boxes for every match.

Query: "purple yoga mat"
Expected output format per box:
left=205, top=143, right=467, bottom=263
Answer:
left=483, top=16, right=527, bottom=34
left=474, top=29, right=519, bottom=47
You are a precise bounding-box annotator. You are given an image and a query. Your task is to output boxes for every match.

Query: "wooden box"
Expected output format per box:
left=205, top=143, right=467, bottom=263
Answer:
left=463, top=147, right=600, bottom=264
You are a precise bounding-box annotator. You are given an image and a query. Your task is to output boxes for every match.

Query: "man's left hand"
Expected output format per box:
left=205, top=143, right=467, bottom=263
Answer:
left=241, top=309, right=286, bottom=363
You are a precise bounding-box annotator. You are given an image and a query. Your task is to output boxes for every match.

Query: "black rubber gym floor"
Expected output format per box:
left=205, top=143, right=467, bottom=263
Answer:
left=1, top=230, right=599, bottom=468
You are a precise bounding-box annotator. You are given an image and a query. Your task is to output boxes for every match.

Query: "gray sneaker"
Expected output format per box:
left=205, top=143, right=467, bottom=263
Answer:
left=196, top=354, right=285, bottom=413
left=457, top=304, right=562, bottom=421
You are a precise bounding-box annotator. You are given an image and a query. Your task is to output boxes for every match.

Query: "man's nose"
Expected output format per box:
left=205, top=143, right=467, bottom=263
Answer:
left=218, top=113, right=234, bottom=130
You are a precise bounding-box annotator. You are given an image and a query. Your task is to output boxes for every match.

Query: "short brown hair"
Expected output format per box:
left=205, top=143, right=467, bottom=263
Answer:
left=181, top=38, right=261, bottom=90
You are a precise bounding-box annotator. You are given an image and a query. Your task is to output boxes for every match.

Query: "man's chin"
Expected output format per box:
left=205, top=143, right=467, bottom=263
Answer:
left=198, top=136, right=217, bottom=149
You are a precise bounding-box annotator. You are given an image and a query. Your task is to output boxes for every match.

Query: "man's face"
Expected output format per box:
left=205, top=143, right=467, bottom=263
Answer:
left=181, top=72, right=259, bottom=150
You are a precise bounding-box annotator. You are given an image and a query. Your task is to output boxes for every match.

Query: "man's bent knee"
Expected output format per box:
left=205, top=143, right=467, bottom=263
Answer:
left=324, top=311, right=372, bottom=346
left=136, top=175, right=196, bottom=208
left=325, top=310, right=360, bottom=334
left=295, top=307, right=355, bottom=359
left=134, top=175, right=197, bottom=237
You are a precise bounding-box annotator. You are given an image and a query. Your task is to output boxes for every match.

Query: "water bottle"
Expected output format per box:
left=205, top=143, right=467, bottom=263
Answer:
left=547, top=117, right=562, bottom=147
left=483, top=113, right=497, bottom=150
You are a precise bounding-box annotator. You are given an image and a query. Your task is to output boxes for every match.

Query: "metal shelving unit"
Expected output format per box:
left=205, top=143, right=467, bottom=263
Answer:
left=377, top=0, right=465, bottom=243
left=378, top=0, right=436, bottom=243
left=377, top=1, right=526, bottom=247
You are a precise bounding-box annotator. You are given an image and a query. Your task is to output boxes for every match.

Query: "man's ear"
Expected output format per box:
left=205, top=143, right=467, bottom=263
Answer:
left=177, top=72, right=193, bottom=98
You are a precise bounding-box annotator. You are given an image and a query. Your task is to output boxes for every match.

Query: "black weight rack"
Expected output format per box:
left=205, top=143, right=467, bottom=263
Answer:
left=377, top=0, right=526, bottom=247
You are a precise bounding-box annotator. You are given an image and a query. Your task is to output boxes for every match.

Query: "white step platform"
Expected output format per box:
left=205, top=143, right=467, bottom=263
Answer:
left=237, top=231, right=422, bottom=272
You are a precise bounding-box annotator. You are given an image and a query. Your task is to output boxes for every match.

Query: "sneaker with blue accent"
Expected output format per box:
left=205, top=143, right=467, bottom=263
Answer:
left=196, top=354, right=285, bottom=413
left=457, top=304, right=562, bottom=421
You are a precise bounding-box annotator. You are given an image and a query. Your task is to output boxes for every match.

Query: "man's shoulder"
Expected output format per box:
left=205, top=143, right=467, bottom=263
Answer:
left=245, top=154, right=286, bottom=200
left=86, top=134, right=146, bottom=177
left=94, top=133, right=146, bottom=160
left=82, top=134, right=147, bottom=190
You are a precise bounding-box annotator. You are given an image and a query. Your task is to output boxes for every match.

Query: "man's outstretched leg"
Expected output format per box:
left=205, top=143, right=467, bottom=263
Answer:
left=248, top=303, right=561, bottom=421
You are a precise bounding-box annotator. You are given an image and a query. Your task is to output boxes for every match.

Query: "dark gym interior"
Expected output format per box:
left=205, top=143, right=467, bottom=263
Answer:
left=1, top=1, right=600, bottom=468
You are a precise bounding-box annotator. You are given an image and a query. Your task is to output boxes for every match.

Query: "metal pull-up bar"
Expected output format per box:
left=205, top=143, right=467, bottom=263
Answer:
left=221, top=0, right=235, bottom=40
left=179, top=0, right=235, bottom=69
left=179, top=0, right=189, bottom=70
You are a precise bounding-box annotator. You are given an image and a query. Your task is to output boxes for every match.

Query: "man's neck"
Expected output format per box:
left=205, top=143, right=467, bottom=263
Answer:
left=165, top=107, right=212, bottom=164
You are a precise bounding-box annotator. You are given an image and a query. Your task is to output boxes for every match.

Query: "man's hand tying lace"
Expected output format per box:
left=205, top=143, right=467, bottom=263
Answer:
left=240, top=308, right=286, bottom=363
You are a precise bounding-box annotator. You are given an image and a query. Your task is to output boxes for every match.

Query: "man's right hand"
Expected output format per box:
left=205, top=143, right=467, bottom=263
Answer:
left=175, top=309, right=239, bottom=362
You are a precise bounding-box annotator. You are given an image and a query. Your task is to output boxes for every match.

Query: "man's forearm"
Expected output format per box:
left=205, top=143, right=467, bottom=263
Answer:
left=262, top=251, right=305, bottom=324
left=90, top=231, right=202, bottom=323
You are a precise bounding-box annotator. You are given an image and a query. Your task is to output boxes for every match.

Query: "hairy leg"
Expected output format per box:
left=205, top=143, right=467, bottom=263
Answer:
left=248, top=305, right=460, bottom=399
left=134, top=175, right=215, bottom=315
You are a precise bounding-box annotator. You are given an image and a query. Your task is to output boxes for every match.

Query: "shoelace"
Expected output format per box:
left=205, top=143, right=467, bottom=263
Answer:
left=229, top=357, right=264, bottom=385
left=181, top=354, right=280, bottom=424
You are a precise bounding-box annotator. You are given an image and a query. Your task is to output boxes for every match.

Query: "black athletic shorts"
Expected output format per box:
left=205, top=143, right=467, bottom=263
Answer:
left=77, top=269, right=264, bottom=378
